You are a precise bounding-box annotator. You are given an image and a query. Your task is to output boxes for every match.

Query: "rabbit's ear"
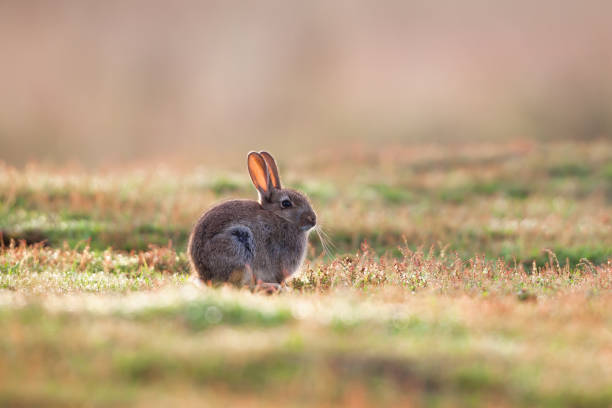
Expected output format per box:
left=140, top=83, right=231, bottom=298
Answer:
left=247, top=152, right=271, bottom=198
left=259, top=151, right=281, bottom=189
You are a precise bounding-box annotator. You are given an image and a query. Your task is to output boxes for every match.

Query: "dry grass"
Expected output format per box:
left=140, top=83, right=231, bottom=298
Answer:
left=1, top=257, right=610, bottom=406
left=1, top=228, right=611, bottom=407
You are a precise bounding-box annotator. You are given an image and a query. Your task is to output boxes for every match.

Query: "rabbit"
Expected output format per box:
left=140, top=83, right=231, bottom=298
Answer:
left=188, top=151, right=317, bottom=287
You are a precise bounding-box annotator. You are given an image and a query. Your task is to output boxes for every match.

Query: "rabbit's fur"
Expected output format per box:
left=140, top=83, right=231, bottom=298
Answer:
left=188, top=151, right=317, bottom=285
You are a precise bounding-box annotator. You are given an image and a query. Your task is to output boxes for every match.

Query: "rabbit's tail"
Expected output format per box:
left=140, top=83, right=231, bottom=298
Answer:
left=229, top=225, right=255, bottom=260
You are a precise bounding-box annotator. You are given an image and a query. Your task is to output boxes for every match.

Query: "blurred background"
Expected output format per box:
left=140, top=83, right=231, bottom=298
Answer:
left=1, top=0, right=612, bottom=167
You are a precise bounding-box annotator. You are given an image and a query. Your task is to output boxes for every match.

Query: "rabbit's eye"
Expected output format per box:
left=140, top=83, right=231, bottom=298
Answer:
left=281, top=199, right=292, bottom=208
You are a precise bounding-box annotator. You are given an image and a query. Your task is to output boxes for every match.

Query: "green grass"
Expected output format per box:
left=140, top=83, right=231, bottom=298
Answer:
left=0, top=140, right=611, bottom=407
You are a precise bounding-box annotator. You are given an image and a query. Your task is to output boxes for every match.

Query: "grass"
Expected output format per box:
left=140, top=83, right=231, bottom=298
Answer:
left=0, top=139, right=611, bottom=407
left=1, top=265, right=610, bottom=407
left=2, top=140, right=611, bottom=263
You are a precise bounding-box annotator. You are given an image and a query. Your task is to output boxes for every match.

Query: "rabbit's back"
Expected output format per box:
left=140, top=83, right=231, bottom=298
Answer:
left=191, top=200, right=261, bottom=241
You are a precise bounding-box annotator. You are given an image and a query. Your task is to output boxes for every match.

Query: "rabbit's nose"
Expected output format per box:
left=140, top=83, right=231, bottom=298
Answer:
left=301, top=214, right=316, bottom=231
left=305, top=214, right=316, bottom=226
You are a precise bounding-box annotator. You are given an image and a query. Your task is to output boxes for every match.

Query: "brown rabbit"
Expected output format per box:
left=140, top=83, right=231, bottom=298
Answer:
left=188, top=151, right=317, bottom=286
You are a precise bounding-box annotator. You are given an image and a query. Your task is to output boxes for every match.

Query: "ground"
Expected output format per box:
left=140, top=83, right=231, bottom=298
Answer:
left=0, top=139, right=611, bottom=407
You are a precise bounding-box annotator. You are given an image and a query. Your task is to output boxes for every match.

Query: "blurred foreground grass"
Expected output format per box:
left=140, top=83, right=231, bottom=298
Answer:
left=1, top=242, right=611, bottom=407
left=1, top=139, right=612, bottom=407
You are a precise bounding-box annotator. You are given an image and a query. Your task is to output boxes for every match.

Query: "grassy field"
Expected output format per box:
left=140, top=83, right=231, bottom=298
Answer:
left=1, top=139, right=611, bottom=407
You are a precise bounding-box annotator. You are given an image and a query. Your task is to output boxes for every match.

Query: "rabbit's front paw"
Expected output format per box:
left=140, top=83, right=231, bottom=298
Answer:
left=254, top=281, right=282, bottom=295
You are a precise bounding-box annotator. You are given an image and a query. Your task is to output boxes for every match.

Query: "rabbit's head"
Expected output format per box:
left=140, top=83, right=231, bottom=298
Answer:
left=248, top=151, right=317, bottom=232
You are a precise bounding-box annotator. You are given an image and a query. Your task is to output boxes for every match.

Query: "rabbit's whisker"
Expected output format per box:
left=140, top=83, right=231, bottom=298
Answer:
left=319, top=226, right=336, bottom=249
left=315, top=224, right=335, bottom=257
left=316, top=225, right=336, bottom=249
left=317, top=229, right=329, bottom=256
